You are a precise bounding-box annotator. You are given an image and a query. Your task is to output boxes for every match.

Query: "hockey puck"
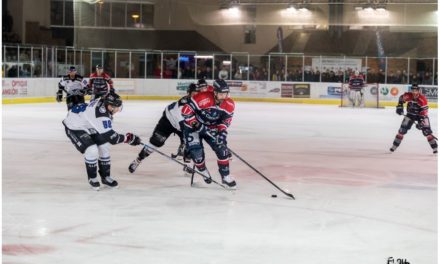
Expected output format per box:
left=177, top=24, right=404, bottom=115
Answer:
left=271, top=194, right=277, bottom=198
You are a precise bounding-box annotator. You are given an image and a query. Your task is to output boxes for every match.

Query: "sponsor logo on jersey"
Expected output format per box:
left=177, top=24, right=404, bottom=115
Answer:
left=201, top=108, right=219, bottom=120
left=198, top=97, right=211, bottom=107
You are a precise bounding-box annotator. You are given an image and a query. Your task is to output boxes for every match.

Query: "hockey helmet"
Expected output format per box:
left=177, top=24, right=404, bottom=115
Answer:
left=213, top=79, right=229, bottom=93
left=104, top=92, right=123, bottom=108
left=187, top=83, right=200, bottom=94
left=197, top=78, right=208, bottom=88
left=68, top=66, right=77, bottom=73
left=411, top=83, right=420, bottom=90
left=96, top=64, right=103, bottom=70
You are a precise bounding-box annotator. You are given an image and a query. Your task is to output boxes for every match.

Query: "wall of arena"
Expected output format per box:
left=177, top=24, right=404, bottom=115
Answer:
left=2, top=78, right=438, bottom=108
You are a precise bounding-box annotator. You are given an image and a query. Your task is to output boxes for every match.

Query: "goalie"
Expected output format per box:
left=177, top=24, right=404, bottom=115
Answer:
left=347, top=70, right=365, bottom=107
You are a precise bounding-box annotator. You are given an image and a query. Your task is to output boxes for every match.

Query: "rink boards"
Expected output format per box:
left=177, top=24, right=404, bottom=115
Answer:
left=2, top=78, right=438, bottom=108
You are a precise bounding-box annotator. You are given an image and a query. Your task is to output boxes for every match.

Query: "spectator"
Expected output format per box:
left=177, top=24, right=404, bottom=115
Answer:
left=218, top=66, right=228, bottom=80
left=422, top=72, right=432, bottom=84
left=205, top=67, right=213, bottom=79
left=234, top=70, right=241, bottom=80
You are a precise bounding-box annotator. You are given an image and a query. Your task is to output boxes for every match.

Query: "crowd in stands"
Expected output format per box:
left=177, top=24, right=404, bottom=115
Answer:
left=3, top=51, right=438, bottom=85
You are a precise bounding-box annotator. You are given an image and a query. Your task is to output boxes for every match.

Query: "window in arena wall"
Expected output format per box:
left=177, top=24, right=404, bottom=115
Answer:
left=141, top=4, right=154, bottom=27
left=127, top=3, right=141, bottom=28
left=50, top=1, right=154, bottom=30
left=96, top=2, right=111, bottom=27
left=50, top=0, right=64, bottom=26
left=111, top=3, right=126, bottom=27
left=65, top=1, right=74, bottom=26
left=79, top=1, right=95, bottom=27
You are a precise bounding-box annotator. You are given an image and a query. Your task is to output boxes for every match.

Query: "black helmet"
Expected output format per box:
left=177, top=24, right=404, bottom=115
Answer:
left=68, top=66, right=77, bottom=73
left=103, top=93, right=122, bottom=108
left=213, top=79, right=229, bottom=93
left=96, top=64, right=103, bottom=70
left=187, top=83, right=200, bottom=94
left=411, top=83, right=420, bottom=90
left=197, top=78, right=207, bottom=88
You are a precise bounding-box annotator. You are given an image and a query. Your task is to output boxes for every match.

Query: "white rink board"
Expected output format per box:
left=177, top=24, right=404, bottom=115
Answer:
left=2, top=78, right=437, bottom=103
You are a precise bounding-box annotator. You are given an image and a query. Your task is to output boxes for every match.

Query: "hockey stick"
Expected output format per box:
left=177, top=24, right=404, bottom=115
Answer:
left=190, top=164, right=196, bottom=185
left=228, top=148, right=295, bottom=200
left=140, top=143, right=226, bottom=189
left=202, top=132, right=294, bottom=198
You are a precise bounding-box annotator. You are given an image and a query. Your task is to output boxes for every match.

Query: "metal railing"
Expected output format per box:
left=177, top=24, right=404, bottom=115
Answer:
left=2, top=44, right=438, bottom=85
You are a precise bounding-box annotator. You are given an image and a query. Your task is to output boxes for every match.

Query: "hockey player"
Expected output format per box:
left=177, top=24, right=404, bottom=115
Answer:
left=88, top=64, right=114, bottom=99
left=390, top=83, right=437, bottom=154
left=348, top=70, right=365, bottom=107
left=128, top=83, right=201, bottom=173
left=56, top=66, right=88, bottom=110
left=182, top=79, right=236, bottom=188
left=63, top=93, right=141, bottom=190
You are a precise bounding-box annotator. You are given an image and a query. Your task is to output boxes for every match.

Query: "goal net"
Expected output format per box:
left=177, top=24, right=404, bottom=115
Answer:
left=340, top=83, right=384, bottom=108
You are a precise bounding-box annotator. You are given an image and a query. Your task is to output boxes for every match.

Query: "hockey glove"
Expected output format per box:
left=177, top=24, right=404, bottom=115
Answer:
left=125, top=133, right=141, bottom=146
left=396, top=104, right=404, bottom=115
left=85, top=85, right=93, bottom=95
left=56, top=91, right=63, bottom=102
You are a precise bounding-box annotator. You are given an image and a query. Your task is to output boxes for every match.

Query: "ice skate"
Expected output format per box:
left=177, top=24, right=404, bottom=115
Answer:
left=222, top=175, right=236, bottom=189
left=88, top=177, right=100, bottom=191
left=197, top=168, right=212, bottom=184
left=389, top=145, right=397, bottom=152
left=128, top=158, right=142, bottom=173
left=101, top=176, right=119, bottom=188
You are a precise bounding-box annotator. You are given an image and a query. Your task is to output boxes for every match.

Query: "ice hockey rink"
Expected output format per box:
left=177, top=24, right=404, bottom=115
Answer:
left=2, top=101, right=437, bottom=264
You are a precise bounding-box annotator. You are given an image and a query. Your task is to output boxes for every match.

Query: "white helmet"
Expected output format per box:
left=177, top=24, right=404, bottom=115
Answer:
left=355, top=70, right=360, bottom=75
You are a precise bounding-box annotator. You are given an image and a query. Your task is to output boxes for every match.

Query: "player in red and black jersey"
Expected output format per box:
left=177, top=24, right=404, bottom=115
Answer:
left=181, top=79, right=236, bottom=188
left=88, top=64, right=114, bottom=99
left=390, top=83, right=437, bottom=153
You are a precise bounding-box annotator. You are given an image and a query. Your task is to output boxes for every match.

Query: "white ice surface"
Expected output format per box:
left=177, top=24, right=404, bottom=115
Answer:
left=2, top=101, right=437, bottom=264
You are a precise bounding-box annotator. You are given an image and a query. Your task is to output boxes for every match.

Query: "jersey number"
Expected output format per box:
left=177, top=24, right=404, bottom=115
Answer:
left=71, top=104, right=87, bottom=113
left=102, top=120, right=112, bottom=129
